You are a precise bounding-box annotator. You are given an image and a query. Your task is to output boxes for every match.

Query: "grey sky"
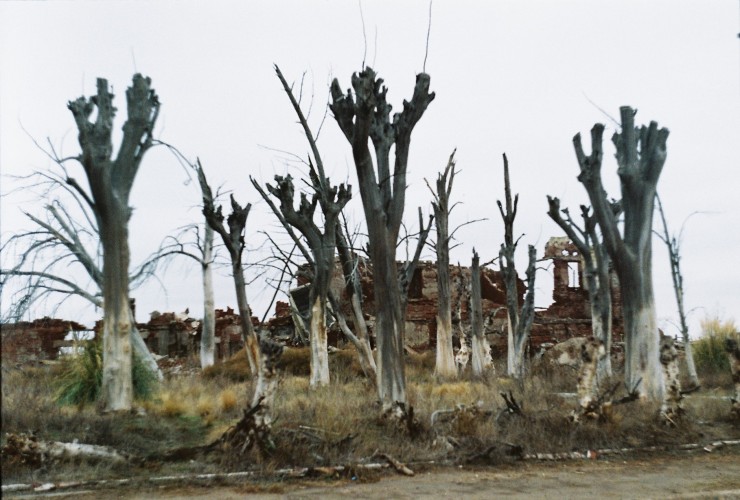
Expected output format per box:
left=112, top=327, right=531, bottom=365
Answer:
left=1, top=1, right=738, bottom=338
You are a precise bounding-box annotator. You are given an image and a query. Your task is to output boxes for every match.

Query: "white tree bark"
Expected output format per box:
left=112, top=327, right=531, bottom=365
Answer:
left=428, top=151, right=458, bottom=379
left=200, top=223, right=216, bottom=368
left=470, top=250, right=493, bottom=376
left=330, top=67, right=434, bottom=416
left=659, top=333, right=682, bottom=423
left=308, top=296, right=330, bottom=387
left=68, top=75, right=160, bottom=411
left=574, top=107, right=669, bottom=401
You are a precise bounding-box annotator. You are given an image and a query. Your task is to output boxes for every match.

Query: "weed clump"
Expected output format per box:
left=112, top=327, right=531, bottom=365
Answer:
left=56, top=339, right=158, bottom=405
left=692, top=316, right=737, bottom=384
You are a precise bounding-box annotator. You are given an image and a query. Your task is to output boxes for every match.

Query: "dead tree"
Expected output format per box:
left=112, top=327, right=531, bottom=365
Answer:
left=65, top=75, right=159, bottom=411
left=250, top=66, right=353, bottom=387
left=197, top=162, right=260, bottom=376
left=546, top=198, right=617, bottom=378
left=655, top=194, right=700, bottom=389
left=334, top=222, right=377, bottom=380
left=330, top=67, right=434, bottom=416
left=470, top=250, right=493, bottom=376
left=427, top=150, right=458, bottom=378
left=497, top=154, right=536, bottom=379
left=452, top=266, right=470, bottom=373
left=154, top=221, right=217, bottom=368
left=659, top=333, right=683, bottom=424
left=574, top=107, right=669, bottom=401
left=0, top=185, right=161, bottom=380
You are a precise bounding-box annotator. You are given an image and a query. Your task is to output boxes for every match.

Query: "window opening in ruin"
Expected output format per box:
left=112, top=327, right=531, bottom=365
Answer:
left=567, top=261, right=579, bottom=288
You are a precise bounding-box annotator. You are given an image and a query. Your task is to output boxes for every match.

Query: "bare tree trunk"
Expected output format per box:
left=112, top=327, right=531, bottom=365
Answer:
left=200, top=223, right=216, bottom=368
left=546, top=198, right=615, bottom=378
left=470, top=250, right=493, bottom=376
left=251, top=338, right=284, bottom=432
left=575, top=336, right=606, bottom=420
left=253, top=66, right=354, bottom=388
left=574, top=107, right=669, bottom=401
left=428, top=151, right=457, bottom=379
left=497, top=154, right=536, bottom=379
left=452, top=269, right=470, bottom=373
left=655, top=195, right=700, bottom=388
left=659, top=334, right=683, bottom=423
left=198, top=162, right=260, bottom=376
left=132, top=323, right=163, bottom=380
left=335, top=228, right=376, bottom=380
left=100, top=219, right=134, bottom=411
left=68, top=75, right=160, bottom=411
left=330, top=67, right=434, bottom=415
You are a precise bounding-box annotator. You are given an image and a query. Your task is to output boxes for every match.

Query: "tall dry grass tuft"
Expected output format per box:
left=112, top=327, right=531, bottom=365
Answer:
left=692, top=315, right=737, bottom=387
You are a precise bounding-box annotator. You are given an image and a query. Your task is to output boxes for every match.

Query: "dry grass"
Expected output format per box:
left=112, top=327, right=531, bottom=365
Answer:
left=3, top=345, right=739, bottom=484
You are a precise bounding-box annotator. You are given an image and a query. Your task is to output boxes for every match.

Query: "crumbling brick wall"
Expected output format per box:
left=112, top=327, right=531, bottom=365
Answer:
left=1, top=318, right=88, bottom=364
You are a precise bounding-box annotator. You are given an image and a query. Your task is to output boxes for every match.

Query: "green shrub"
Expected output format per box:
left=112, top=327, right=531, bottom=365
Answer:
left=56, top=339, right=158, bottom=405
left=691, top=315, right=737, bottom=375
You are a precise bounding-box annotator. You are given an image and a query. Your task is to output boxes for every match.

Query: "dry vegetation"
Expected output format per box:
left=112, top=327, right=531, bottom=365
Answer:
left=2, top=337, right=738, bottom=490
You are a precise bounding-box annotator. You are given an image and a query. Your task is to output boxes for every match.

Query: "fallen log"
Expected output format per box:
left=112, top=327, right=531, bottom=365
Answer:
left=1, top=432, right=130, bottom=466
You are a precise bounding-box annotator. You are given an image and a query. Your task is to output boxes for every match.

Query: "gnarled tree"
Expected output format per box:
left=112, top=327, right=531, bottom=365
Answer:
left=252, top=65, right=352, bottom=387
left=655, top=194, right=700, bottom=389
left=197, top=161, right=260, bottom=376
left=547, top=197, right=617, bottom=378
left=497, top=154, right=536, bottom=379
left=330, top=67, right=434, bottom=416
left=427, top=150, right=458, bottom=378
left=573, top=106, right=669, bottom=401
left=470, top=250, right=493, bottom=376
left=0, top=186, right=161, bottom=380
left=65, top=74, right=160, bottom=411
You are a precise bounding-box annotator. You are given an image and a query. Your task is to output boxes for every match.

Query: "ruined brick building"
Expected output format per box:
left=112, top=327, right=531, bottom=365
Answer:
left=1, top=318, right=88, bottom=364
left=2, top=237, right=624, bottom=364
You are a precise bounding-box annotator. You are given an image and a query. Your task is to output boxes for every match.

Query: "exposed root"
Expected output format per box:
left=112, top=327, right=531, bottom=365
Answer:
left=209, top=397, right=274, bottom=457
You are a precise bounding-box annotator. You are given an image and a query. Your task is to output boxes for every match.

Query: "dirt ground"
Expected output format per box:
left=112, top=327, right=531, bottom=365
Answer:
left=9, top=448, right=739, bottom=499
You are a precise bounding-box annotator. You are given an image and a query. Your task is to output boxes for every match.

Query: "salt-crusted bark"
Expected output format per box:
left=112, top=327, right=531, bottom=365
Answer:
left=330, top=67, right=434, bottom=415
left=470, top=250, right=493, bottom=376
left=659, top=334, right=682, bottom=424
left=197, top=163, right=260, bottom=375
left=497, top=154, right=536, bottom=379
left=200, top=222, right=216, bottom=369
left=576, top=336, right=606, bottom=419
left=67, top=75, right=160, bottom=411
left=428, top=151, right=458, bottom=379
left=547, top=198, right=616, bottom=379
left=252, top=66, right=352, bottom=388
left=574, top=107, right=669, bottom=401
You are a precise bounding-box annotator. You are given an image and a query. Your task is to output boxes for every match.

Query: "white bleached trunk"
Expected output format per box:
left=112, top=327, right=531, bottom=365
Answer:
left=659, top=334, right=682, bottom=422
left=200, top=224, right=216, bottom=369
left=309, top=296, right=330, bottom=387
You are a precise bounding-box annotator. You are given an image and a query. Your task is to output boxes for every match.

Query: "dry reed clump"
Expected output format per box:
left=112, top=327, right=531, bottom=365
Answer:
left=145, top=375, right=249, bottom=423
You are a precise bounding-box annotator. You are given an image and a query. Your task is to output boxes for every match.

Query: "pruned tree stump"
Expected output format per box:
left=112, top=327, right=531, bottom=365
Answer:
left=659, top=334, right=684, bottom=426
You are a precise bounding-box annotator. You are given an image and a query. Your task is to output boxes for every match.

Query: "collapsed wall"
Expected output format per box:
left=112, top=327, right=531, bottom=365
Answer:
left=1, top=318, right=89, bottom=364
left=2, top=237, right=625, bottom=365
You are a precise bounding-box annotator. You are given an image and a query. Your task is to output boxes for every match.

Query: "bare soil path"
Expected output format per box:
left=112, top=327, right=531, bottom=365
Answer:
left=10, top=449, right=739, bottom=499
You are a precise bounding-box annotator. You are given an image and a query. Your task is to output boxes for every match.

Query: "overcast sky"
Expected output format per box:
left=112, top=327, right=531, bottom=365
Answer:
left=1, top=1, right=738, bottom=338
